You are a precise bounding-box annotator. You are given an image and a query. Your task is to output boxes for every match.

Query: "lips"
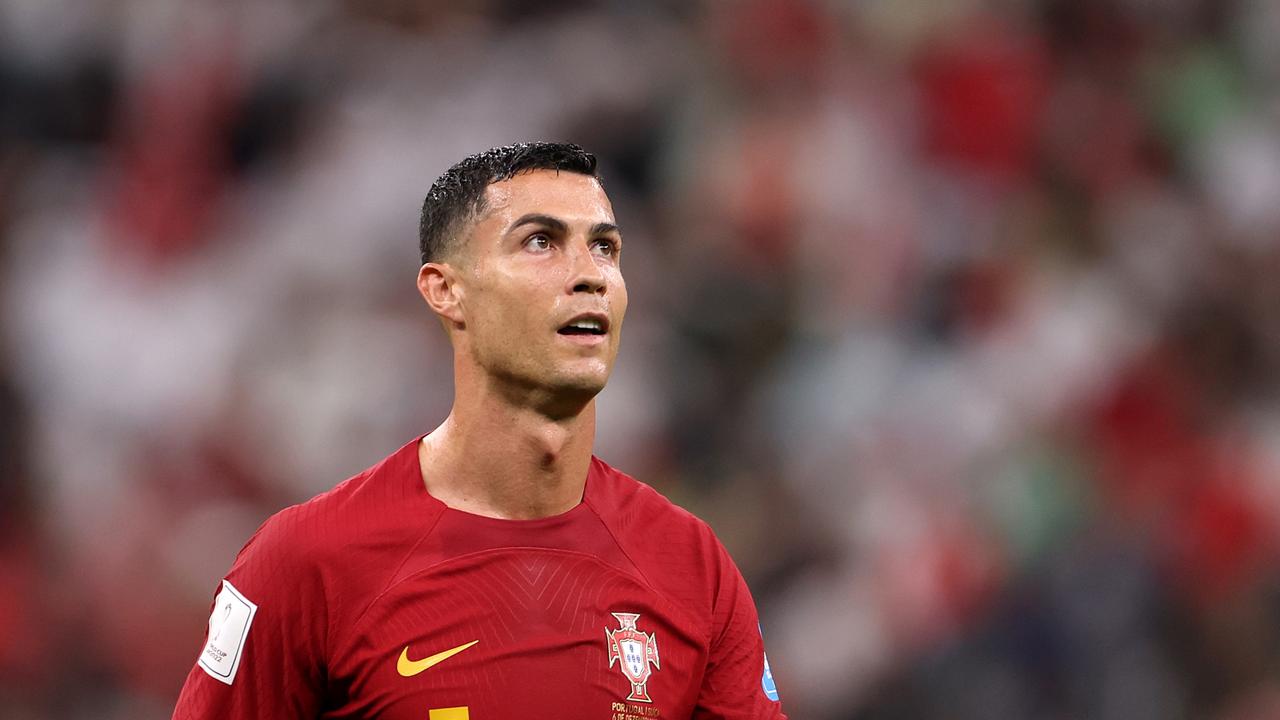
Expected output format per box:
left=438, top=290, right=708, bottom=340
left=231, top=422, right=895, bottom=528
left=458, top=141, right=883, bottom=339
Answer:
left=557, top=312, right=610, bottom=336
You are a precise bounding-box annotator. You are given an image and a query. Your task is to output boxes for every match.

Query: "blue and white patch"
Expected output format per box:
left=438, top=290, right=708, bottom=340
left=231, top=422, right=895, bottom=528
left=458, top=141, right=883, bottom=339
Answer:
left=759, top=624, right=780, bottom=701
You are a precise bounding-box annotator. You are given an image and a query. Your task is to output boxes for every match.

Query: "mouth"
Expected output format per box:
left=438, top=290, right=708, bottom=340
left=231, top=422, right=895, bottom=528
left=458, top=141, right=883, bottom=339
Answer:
left=557, top=312, right=610, bottom=338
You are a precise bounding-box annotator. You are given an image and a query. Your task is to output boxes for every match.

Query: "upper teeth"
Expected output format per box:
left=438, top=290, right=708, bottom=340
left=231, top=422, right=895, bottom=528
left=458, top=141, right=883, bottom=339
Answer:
left=569, top=319, right=602, bottom=331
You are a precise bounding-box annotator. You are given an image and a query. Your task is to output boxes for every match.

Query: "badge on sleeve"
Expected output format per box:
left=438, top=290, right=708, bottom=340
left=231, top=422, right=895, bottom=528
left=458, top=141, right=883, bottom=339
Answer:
left=761, top=651, right=780, bottom=701
left=759, top=624, right=780, bottom=701
left=198, top=579, right=258, bottom=685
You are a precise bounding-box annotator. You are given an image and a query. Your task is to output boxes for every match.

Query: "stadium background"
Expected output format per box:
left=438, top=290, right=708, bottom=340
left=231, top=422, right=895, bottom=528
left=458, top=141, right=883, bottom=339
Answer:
left=3, top=1, right=1280, bottom=718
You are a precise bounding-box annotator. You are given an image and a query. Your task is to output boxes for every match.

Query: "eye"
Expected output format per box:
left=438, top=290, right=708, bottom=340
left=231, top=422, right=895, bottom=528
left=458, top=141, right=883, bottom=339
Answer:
left=591, top=237, right=620, bottom=257
left=525, top=233, right=552, bottom=252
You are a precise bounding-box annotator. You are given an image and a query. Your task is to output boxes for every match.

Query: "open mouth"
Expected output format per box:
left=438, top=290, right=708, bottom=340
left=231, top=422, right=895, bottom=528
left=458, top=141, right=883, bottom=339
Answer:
left=558, top=314, right=609, bottom=336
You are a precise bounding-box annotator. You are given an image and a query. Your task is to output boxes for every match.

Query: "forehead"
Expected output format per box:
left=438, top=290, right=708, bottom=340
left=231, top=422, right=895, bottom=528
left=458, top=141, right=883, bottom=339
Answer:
left=480, top=169, right=614, bottom=227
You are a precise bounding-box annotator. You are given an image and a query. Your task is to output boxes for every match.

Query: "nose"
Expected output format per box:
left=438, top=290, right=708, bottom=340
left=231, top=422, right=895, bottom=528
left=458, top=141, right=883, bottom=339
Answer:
left=567, top=240, right=607, bottom=295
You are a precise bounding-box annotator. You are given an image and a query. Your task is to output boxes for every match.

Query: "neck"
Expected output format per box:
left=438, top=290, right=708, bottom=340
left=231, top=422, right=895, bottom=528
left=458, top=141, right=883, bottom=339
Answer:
left=419, top=374, right=598, bottom=520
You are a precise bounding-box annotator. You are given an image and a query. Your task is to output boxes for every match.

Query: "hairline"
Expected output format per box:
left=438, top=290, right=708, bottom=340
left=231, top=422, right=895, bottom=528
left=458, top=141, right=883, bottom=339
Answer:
left=433, top=167, right=605, bottom=264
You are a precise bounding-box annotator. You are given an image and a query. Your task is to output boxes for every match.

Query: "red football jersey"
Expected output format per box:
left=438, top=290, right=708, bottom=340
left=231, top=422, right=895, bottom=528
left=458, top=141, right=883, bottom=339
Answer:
left=172, top=437, right=787, bottom=719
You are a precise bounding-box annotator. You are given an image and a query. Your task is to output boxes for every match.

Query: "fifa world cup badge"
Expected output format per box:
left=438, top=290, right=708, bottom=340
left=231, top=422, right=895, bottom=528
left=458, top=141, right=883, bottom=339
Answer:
left=605, top=612, right=661, bottom=702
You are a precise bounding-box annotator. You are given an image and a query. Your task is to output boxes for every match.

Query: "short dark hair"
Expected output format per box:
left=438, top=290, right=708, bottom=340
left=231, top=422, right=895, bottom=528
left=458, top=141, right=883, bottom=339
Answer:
left=418, top=142, right=600, bottom=264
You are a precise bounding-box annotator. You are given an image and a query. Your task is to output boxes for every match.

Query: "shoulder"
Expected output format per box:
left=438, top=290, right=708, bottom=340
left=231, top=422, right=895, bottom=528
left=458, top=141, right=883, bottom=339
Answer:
left=253, top=439, right=430, bottom=556
left=587, top=456, right=719, bottom=541
left=586, top=457, right=733, bottom=600
left=227, top=438, right=440, bottom=620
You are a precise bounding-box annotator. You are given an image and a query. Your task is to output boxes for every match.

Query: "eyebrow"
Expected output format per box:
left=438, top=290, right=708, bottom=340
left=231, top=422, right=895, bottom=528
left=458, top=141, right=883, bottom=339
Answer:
left=508, top=213, right=621, bottom=238
left=590, top=222, right=621, bottom=237
left=509, top=213, right=568, bottom=234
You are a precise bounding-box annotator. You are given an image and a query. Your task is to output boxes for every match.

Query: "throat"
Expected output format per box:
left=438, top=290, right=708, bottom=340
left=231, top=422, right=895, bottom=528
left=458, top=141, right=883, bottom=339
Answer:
left=539, top=449, right=560, bottom=470
left=419, top=406, right=597, bottom=520
left=441, top=461, right=587, bottom=521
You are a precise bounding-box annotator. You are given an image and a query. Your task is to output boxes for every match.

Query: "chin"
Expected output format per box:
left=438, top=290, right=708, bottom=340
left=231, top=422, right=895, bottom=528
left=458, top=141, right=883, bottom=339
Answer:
left=489, top=351, right=615, bottom=407
left=550, top=372, right=609, bottom=398
left=525, top=371, right=607, bottom=419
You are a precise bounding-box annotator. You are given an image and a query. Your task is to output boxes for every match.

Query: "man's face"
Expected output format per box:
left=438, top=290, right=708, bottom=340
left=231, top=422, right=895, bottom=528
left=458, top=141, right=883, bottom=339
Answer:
left=449, top=169, right=627, bottom=402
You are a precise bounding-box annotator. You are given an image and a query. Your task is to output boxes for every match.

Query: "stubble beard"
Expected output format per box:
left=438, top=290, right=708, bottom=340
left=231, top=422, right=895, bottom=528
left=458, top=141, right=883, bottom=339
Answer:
left=474, top=339, right=612, bottom=420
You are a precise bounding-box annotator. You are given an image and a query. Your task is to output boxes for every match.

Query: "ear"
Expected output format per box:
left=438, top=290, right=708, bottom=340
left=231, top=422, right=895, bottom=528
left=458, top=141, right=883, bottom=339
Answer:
left=417, top=262, right=466, bottom=328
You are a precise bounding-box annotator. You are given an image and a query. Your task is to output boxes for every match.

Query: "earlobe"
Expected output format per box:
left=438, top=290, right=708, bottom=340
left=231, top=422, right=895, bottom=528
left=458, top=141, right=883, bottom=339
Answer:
left=417, top=263, right=466, bottom=327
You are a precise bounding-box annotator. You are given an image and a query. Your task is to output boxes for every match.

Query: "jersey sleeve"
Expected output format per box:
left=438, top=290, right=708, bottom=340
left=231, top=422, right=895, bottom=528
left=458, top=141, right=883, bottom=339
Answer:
left=692, top=542, right=787, bottom=720
left=172, top=506, right=330, bottom=720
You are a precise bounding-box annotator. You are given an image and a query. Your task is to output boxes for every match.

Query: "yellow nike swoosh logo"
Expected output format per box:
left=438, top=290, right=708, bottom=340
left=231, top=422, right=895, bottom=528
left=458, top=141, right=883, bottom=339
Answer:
left=397, top=640, right=479, bottom=677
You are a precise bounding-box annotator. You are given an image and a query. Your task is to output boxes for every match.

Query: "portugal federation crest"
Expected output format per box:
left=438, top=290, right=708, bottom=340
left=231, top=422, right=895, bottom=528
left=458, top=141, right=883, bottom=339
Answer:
left=605, top=612, right=660, bottom=702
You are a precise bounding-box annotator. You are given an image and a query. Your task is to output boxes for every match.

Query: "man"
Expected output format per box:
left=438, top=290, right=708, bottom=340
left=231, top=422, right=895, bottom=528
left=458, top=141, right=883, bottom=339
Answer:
left=172, top=143, right=787, bottom=719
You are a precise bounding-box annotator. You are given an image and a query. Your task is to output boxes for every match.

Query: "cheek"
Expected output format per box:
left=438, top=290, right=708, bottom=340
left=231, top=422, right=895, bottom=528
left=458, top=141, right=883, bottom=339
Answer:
left=474, top=276, right=546, bottom=339
left=612, top=275, right=629, bottom=321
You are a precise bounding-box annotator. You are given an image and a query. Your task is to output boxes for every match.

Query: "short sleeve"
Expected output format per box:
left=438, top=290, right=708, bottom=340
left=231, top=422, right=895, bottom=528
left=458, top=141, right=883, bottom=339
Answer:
left=693, top=543, right=787, bottom=720
left=172, top=507, right=329, bottom=720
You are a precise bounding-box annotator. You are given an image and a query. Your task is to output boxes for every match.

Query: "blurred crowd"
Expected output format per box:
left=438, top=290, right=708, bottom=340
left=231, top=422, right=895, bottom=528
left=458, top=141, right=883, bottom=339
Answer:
left=3, top=0, right=1280, bottom=718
